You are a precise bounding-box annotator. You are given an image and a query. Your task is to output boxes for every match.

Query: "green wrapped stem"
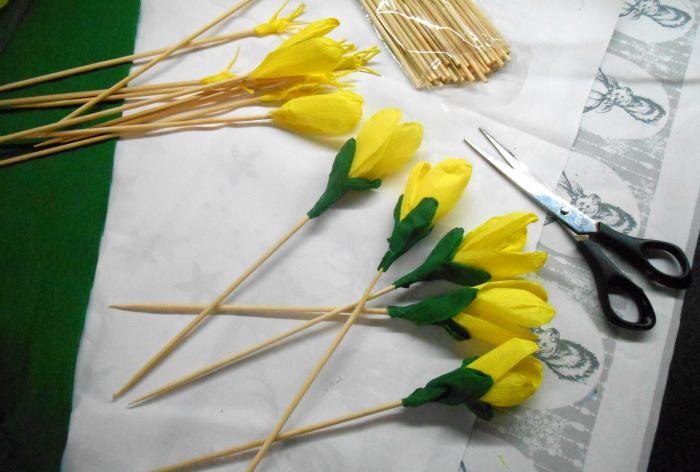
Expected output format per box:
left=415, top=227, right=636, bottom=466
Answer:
left=387, top=287, right=478, bottom=340
left=393, top=227, right=491, bottom=288
left=402, top=357, right=495, bottom=420
left=307, top=138, right=381, bottom=219
left=378, top=196, right=437, bottom=271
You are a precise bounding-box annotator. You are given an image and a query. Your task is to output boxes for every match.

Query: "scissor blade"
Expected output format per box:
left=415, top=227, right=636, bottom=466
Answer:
left=464, top=136, right=597, bottom=234
left=479, top=128, right=521, bottom=170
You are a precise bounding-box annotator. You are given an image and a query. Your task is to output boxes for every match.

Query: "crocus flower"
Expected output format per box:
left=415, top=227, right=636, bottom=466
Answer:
left=401, top=338, right=542, bottom=418
left=348, top=108, right=423, bottom=180
left=379, top=159, right=472, bottom=270
left=270, top=91, right=363, bottom=135
left=393, top=213, right=547, bottom=289
left=400, top=159, right=473, bottom=222
left=307, top=108, right=422, bottom=218
left=388, top=280, right=554, bottom=342
left=452, top=212, right=548, bottom=280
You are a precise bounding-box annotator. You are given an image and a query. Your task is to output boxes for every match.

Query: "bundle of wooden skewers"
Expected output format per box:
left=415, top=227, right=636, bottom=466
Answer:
left=0, top=0, right=380, bottom=167
left=359, top=0, right=510, bottom=88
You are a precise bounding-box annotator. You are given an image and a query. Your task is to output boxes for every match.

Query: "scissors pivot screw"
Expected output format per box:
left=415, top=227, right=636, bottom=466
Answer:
left=560, top=205, right=570, bottom=215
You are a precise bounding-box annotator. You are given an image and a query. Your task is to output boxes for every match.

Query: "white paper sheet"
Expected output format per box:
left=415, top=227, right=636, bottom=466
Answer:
left=61, top=1, right=623, bottom=470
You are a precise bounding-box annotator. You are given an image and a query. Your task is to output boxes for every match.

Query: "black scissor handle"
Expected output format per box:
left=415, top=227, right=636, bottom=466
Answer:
left=576, top=238, right=656, bottom=330
left=589, top=223, right=692, bottom=290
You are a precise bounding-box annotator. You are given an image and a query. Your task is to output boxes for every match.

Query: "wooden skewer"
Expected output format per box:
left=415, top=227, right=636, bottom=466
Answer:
left=57, top=0, right=258, bottom=122
left=0, top=82, right=199, bottom=108
left=34, top=114, right=270, bottom=138
left=0, top=30, right=255, bottom=94
left=360, top=0, right=426, bottom=88
left=110, top=303, right=388, bottom=316
left=0, top=75, right=246, bottom=145
left=149, top=400, right=404, bottom=472
left=246, top=269, right=384, bottom=471
left=112, top=215, right=312, bottom=401
left=126, top=286, right=396, bottom=407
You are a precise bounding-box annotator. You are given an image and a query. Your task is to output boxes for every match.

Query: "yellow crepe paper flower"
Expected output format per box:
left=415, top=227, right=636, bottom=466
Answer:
left=348, top=108, right=423, bottom=181
left=254, top=2, right=306, bottom=36
left=336, top=46, right=381, bottom=75
left=467, top=338, right=543, bottom=407
left=400, top=159, right=473, bottom=222
left=250, top=37, right=351, bottom=80
left=465, top=280, right=555, bottom=328
left=452, top=212, right=548, bottom=280
left=278, top=18, right=340, bottom=48
left=270, top=91, right=363, bottom=135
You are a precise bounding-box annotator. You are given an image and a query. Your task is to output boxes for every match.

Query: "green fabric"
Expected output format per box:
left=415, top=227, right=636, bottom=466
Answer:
left=0, top=2, right=141, bottom=471
left=378, top=196, right=437, bottom=271
left=307, top=138, right=381, bottom=218
left=402, top=357, right=495, bottom=420
left=387, top=287, right=477, bottom=340
left=393, top=227, right=491, bottom=288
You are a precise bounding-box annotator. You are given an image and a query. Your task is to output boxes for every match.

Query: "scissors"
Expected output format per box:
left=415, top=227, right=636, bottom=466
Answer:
left=464, top=128, right=692, bottom=331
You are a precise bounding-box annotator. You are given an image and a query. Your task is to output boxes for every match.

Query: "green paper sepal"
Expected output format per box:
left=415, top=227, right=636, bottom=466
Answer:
left=387, top=287, right=477, bottom=340
left=307, top=138, right=382, bottom=219
left=378, top=196, right=437, bottom=271
left=401, top=357, right=494, bottom=414
left=393, top=227, right=491, bottom=288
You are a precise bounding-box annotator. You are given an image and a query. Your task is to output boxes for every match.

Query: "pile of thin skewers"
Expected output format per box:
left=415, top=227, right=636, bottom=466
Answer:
left=0, top=0, right=379, bottom=167
left=360, top=0, right=510, bottom=88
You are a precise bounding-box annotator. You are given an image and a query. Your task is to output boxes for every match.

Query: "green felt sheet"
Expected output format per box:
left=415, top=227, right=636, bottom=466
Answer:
left=0, top=1, right=141, bottom=471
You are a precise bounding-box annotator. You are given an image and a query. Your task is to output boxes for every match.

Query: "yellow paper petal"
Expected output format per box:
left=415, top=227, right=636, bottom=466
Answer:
left=336, top=46, right=381, bottom=75
left=469, top=287, right=555, bottom=328
left=400, top=158, right=472, bottom=221
left=363, top=122, right=423, bottom=180
left=453, top=313, right=536, bottom=345
left=254, top=2, right=306, bottom=36
left=250, top=37, right=345, bottom=79
left=278, top=18, right=340, bottom=48
left=270, top=91, right=363, bottom=135
left=467, top=338, right=539, bottom=381
left=477, top=280, right=549, bottom=301
left=459, top=212, right=538, bottom=252
left=480, top=357, right=543, bottom=407
left=452, top=250, right=548, bottom=280
left=349, top=108, right=402, bottom=178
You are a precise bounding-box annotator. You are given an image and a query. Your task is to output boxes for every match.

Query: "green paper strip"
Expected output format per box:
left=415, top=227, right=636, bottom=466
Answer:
left=378, top=196, right=437, bottom=271
left=307, top=138, right=381, bottom=218
left=401, top=357, right=494, bottom=420
left=0, top=1, right=141, bottom=471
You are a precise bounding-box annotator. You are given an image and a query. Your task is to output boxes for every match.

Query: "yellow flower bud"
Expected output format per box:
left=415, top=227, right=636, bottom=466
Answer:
left=466, top=281, right=556, bottom=328
left=250, top=37, right=348, bottom=79
left=348, top=109, right=423, bottom=180
left=400, top=159, right=472, bottom=222
left=270, top=91, right=363, bottom=135
left=278, top=18, right=340, bottom=48
left=466, top=338, right=543, bottom=407
left=452, top=212, right=548, bottom=280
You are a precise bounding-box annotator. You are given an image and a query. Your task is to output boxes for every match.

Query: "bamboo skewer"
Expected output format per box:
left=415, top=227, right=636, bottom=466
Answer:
left=110, top=303, right=388, bottom=316
left=359, top=0, right=509, bottom=87
left=34, top=115, right=270, bottom=138
left=112, top=215, right=312, bottom=401
left=57, top=0, right=258, bottom=122
left=149, top=400, right=404, bottom=472
left=0, top=75, right=246, bottom=145
left=126, top=286, right=396, bottom=407
left=246, top=269, right=384, bottom=471
left=0, top=30, right=255, bottom=94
